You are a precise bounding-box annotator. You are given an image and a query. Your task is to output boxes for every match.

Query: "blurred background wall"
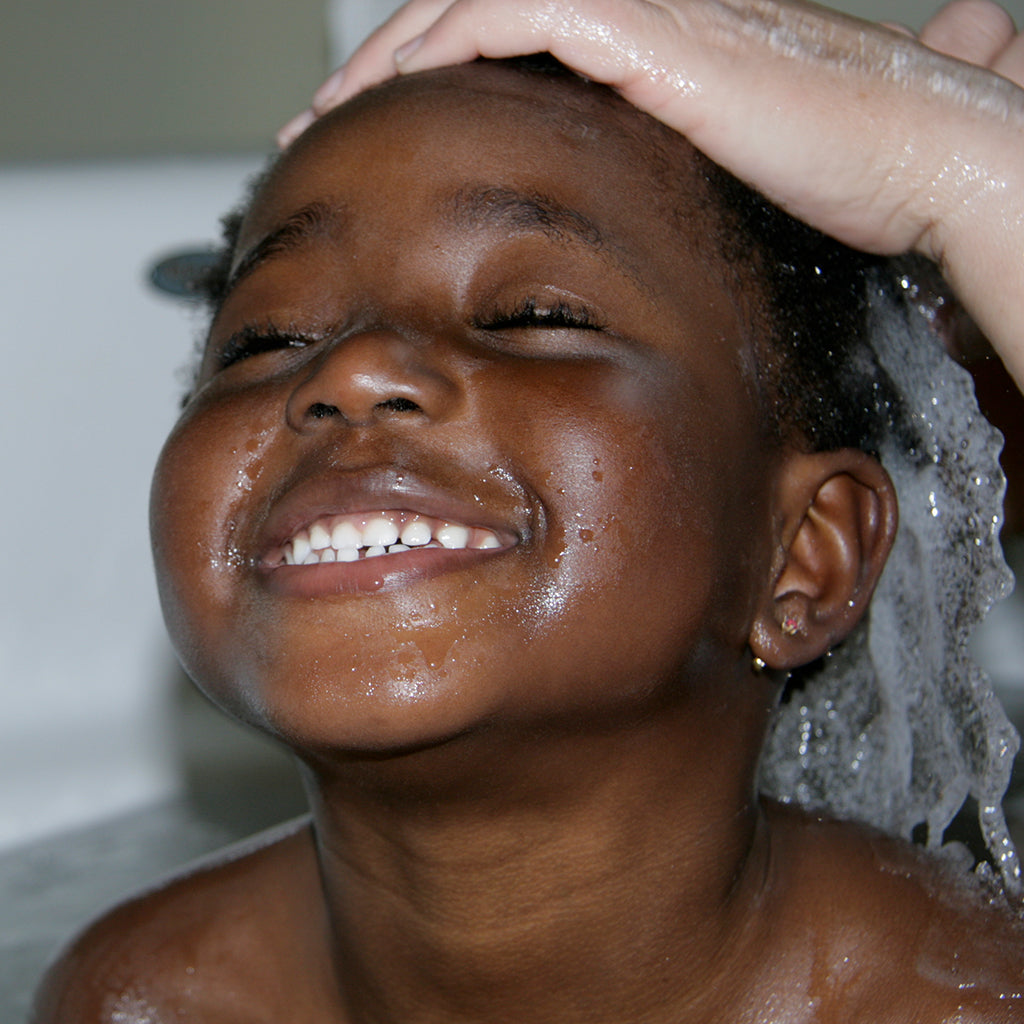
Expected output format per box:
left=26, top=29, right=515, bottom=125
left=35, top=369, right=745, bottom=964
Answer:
left=2, top=0, right=1023, bottom=853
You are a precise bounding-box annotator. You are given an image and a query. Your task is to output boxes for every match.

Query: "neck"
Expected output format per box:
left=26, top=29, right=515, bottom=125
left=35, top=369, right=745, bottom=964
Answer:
left=301, top=696, right=777, bottom=1024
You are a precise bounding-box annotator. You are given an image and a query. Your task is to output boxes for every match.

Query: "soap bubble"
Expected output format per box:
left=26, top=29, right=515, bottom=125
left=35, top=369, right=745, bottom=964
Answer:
left=759, top=263, right=1019, bottom=896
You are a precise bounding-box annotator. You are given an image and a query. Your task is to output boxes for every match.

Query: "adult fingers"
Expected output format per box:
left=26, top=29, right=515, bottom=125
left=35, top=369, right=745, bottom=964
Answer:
left=917, top=0, right=1017, bottom=66
left=390, top=0, right=680, bottom=94
left=317, top=0, right=1024, bottom=111
left=318, top=0, right=457, bottom=110
left=378, top=0, right=1012, bottom=249
left=916, top=0, right=1023, bottom=94
left=278, top=108, right=318, bottom=149
left=991, top=28, right=1024, bottom=87
left=278, top=0, right=456, bottom=146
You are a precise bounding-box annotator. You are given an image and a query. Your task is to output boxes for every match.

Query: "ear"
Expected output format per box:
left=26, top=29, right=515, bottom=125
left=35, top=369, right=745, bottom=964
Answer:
left=749, top=450, right=897, bottom=672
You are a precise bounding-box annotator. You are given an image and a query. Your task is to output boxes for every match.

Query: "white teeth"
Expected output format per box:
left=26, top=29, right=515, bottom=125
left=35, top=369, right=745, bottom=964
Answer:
left=363, top=516, right=400, bottom=548
left=309, top=523, right=332, bottom=551
left=280, top=511, right=506, bottom=566
left=436, top=524, right=470, bottom=549
left=331, top=520, right=362, bottom=550
left=292, top=533, right=312, bottom=564
left=400, top=517, right=432, bottom=547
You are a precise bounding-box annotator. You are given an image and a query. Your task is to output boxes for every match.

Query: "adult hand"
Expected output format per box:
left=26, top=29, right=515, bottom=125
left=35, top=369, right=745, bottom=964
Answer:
left=280, top=0, right=1024, bottom=388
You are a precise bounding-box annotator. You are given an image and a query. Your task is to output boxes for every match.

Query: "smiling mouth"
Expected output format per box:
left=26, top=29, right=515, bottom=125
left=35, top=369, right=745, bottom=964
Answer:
left=268, top=510, right=507, bottom=567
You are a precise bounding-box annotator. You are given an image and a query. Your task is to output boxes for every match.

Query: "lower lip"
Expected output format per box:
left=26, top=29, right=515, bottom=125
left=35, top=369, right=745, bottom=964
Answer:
left=258, top=544, right=510, bottom=597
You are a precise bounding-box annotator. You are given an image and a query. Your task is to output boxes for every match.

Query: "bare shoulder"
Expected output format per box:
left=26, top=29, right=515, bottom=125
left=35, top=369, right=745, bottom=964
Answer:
left=30, top=817, right=330, bottom=1024
left=765, top=801, right=1024, bottom=1022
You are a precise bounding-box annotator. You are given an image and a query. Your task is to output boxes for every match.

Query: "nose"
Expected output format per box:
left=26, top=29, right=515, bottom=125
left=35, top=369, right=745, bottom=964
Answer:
left=285, top=330, right=459, bottom=432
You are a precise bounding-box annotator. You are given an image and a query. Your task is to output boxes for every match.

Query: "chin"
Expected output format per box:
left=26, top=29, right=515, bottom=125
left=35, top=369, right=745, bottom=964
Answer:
left=187, top=635, right=503, bottom=761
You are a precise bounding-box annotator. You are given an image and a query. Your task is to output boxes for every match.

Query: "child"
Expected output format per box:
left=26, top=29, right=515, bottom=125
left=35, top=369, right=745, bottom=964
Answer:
left=34, top=3, right=1024, bottom=1022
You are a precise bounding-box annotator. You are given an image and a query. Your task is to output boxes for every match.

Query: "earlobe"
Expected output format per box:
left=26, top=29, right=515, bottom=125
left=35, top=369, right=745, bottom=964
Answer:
left=749, top=450, right=898, bottom=672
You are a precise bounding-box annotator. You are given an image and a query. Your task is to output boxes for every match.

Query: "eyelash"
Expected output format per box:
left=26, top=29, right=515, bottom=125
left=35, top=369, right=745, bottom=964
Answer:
left=216, top=324, right=309, bottom=370
left=214, top=298, right=603, bottom=371
left=475, top=299, right=604, bottom=332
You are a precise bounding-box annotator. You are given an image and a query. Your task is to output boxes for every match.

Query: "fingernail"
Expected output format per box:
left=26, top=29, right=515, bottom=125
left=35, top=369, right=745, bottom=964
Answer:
left=313, top=67, right=346, bottom=111
left=276, top=108, right=316, bottom=150
left=394, top=33, right=426, bottom=67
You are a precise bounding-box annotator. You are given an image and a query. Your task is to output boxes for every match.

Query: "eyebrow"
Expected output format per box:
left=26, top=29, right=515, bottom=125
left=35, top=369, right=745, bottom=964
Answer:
left=227, top=201, right=339, bottom=293
left=444, top=185, right=648, bottom=292
left=224, top=186, right=644, bottom=299
left=445, top=185, right=604, bottom=246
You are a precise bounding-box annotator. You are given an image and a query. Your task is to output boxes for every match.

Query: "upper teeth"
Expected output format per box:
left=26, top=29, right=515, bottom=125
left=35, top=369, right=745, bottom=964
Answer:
left=279, top=511, right=503, bottom=566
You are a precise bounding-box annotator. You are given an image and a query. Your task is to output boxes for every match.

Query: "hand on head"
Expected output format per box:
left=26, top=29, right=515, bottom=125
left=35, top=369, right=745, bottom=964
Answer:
left=280, top=0, right=1024, bottom=388
left=286, top=0, right=1023, bottom=125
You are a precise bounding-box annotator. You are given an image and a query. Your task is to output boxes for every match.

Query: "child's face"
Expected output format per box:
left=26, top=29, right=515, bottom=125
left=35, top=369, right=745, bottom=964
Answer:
left=151, top=65, right=779, bottom=754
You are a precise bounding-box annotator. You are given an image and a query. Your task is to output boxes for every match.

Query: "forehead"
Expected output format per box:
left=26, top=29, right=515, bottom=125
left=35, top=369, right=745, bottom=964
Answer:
left=234, top=63, right=723, bottom=288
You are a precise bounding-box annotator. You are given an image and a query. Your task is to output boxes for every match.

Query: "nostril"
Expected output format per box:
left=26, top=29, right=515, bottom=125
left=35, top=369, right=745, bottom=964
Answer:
left=308, top=402, right=339, bottom=419
left=302, top=396, right=421, bottom=426
left=376, top=397, right=421, bottom=414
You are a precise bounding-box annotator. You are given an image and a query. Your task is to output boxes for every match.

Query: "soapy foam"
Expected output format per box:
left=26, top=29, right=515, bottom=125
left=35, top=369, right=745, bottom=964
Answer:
left=759, top=266, right=1019, bottom=895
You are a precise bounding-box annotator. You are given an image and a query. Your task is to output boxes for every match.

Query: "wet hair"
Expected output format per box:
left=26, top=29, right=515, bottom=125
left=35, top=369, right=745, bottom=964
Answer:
left=697, top=163, right=913, bottom=456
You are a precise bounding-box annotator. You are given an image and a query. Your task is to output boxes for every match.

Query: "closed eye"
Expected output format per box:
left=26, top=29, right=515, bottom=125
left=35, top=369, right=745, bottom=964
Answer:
left=216, top=324, right=310, bottom=369
left=475, top=298, right=604, bottom=332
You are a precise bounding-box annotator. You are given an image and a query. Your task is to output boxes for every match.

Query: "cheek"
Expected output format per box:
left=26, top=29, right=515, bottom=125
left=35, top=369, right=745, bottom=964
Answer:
left=144, top=353, right=772, bottom=746
left=149, top=392, right=280, bottom=698
left=510, top=368, right=766, bottom=689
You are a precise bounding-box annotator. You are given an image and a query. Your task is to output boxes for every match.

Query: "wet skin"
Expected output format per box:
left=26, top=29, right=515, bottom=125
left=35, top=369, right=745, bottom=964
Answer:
left=35, top=64, right=1024, bottom=1024
left=151, top=66, right=776, bottom=760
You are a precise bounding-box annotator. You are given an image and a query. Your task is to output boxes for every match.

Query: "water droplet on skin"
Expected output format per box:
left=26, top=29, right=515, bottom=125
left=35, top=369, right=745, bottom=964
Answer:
left=544, top=520, right=567, bottom=569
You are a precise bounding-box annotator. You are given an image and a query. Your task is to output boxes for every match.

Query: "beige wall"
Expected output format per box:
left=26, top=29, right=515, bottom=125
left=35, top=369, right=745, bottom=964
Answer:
left=1, top=0, right=1021, bottom=160
left=0, top=0, right=326, bottom=161
left=840, top=0, right=1021, bottom=21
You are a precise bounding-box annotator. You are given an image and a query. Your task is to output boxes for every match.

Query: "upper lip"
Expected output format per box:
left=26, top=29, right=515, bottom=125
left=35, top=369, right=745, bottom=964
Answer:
left=254, top=465, right=527, bottom=563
